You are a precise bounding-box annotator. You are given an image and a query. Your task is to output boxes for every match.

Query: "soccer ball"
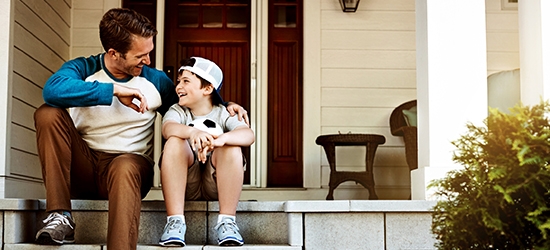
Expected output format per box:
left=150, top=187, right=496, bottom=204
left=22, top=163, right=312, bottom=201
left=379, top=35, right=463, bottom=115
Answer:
left=188, top=118, right=224, bottom=136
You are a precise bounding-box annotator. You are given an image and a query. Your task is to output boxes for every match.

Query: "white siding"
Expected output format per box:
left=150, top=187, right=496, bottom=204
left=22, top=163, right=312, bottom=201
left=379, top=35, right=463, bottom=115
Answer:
left=318, top=0, right=416, bottom=198
left=71, top=0, right=115, bottom=58
left=8, top=0, right=71, bottom=198
left=5, top=0, right=121, bottom=198
left=486, top=0, right=520, bottom=74
left=315, top=0, right=519, bottom=199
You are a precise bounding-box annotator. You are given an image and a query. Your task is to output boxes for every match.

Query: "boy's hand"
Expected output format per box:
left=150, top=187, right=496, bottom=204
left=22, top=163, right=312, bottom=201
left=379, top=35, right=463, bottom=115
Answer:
left=113, top=84, right=149, bottom=113
left=189, top=129, right=216, bottom=163
left=226, top=102, right=250, bottom=127
left=197, top=147, right=211, bottom=164
left=209, top=134, right=227, bottom=148
left=197, top=135, right=228, bottom=163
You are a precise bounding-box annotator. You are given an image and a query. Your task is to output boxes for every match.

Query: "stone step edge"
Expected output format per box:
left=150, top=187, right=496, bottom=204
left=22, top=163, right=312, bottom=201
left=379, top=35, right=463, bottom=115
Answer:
left=4, top=243, right=301, bottom=250
left=0, top=198, right=437, bottom=213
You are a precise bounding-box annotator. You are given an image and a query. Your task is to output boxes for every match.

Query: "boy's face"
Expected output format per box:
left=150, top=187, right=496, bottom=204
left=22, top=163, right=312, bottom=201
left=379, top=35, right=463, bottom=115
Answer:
left=176, top=70, right=212, bottom=107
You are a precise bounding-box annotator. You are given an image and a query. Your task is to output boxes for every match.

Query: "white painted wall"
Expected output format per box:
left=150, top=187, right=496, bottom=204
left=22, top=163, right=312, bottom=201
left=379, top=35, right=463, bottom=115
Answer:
left=316, top=0, right=519, bottom=199
left=486, top=0, right=520, bottom=74
left=7, top=0, right=71, bottom=198
left=71, top=0, right=120, bottom=58
left=0, top=0, right=14, bottom=198
left=317, top=0, right=416, bottom=199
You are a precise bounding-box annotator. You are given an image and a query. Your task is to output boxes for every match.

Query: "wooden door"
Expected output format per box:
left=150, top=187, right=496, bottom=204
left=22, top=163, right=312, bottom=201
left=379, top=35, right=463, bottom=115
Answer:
left=267, top=0, right=303, bottom=187
left=163, top=0, right=252, bottom=184
left=130, top=0, right=304, bottom=187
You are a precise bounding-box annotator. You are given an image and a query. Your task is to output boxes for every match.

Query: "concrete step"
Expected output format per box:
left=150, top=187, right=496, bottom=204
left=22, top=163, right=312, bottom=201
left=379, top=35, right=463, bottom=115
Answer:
left=0, top=199, right=439, bottom=250
left=29, top=200, right=289, bottom=246
left=4, top=243, right=301, bottom=249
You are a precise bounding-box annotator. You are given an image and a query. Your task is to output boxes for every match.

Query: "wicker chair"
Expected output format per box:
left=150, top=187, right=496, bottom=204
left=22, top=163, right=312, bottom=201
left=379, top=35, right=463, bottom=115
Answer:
left=389, top=100, right=418, bottom=171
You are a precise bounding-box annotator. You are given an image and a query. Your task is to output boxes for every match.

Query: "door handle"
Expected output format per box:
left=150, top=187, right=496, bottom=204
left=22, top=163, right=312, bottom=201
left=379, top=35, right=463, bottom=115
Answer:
left=163, top=66, right=174, bottom=81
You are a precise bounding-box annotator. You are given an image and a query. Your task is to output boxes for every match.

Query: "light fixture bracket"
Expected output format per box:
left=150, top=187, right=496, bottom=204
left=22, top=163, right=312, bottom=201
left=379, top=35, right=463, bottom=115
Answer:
left=339, top=0, right=360, bottom=13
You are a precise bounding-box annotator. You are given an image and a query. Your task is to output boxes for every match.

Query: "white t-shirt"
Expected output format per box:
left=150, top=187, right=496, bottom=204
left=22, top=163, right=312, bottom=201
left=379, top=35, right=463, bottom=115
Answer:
left=162, top=104, right=247, bottom=132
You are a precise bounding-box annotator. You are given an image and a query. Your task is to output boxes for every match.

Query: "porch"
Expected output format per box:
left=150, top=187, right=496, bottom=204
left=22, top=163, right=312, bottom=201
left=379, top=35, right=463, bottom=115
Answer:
left=0, top=198, right=437, bottom=250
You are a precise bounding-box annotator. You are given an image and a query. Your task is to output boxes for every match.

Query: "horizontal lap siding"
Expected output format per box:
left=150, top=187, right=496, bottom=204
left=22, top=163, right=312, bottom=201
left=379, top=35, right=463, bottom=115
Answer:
left=15, top=0, right=69, bottom=60
left=323, top=69, right=416, bottom=89
left=317, top=0, right=518, bottom=197
left=319, top=0, right=415, bottom=196
left=12, top=74, right=44, bottom=109
left=485, top=0, right=519, bottom=74
left=322, top=88, right=416, bottom=107
left=72, top=0, right=106, bottom=58
left=20, top=0, right=70, bottom=44
left=10, top=0, right=70, bottom=191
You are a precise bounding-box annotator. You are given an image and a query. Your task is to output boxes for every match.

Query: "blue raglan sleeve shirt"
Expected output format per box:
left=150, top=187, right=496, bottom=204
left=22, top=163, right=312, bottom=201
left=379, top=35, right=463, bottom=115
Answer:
left=42, top=54, right=114, bottom=108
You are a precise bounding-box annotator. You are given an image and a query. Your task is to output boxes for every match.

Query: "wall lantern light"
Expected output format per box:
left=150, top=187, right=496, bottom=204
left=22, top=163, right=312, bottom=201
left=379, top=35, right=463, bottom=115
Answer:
left=339, top=0, right=360, bottom=12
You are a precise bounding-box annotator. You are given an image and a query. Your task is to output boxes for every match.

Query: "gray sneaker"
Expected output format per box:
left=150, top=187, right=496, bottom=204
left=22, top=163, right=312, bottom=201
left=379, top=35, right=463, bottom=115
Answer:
left=215, top=217, right=244, bottom=246
left=35, top=212, right=75, bottom=245
left=159, top=217, right=186, bottom=247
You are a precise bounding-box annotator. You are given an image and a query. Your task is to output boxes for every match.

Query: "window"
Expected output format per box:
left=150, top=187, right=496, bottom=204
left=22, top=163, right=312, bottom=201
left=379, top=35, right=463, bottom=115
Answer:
left=177, top=0, right=249, bottom=28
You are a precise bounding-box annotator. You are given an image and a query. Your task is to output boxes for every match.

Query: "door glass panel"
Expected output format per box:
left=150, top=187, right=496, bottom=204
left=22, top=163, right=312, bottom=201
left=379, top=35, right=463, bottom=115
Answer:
left=177, top=0, right=250, bottom=29
left=204, top=6, right=223, bottom=28
left=178, top=6, right=200, bottom=27
left=227, top=6, right=247, bottom=28
left=275, top=5, right=296, bottom=28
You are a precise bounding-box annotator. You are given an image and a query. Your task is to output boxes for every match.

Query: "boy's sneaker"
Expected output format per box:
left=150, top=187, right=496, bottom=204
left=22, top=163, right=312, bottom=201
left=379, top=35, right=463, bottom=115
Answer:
left=35, top=212, right=76, bottom=245
left=159, top=217, right=186, bottom=247
left=215, top=217, right=244, bottom=246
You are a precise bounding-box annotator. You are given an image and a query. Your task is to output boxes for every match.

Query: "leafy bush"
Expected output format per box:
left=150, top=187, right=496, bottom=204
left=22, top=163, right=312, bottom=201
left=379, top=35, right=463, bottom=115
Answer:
left=430, top=101, right=550, bottom=249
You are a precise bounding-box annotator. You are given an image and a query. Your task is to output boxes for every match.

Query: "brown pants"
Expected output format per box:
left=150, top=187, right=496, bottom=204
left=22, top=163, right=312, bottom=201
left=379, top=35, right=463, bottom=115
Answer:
left=34, top=104, right=154, bottom=250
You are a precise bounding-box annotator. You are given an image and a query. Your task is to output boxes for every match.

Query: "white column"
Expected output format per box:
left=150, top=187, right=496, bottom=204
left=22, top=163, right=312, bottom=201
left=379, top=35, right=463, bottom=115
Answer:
left=412, top=0, right=488, bottom=200
left=518, top=0, right=550, bottom=105
left=303, top=0, right=322, bottom=188
left=0, top=0, right=14, bottom=183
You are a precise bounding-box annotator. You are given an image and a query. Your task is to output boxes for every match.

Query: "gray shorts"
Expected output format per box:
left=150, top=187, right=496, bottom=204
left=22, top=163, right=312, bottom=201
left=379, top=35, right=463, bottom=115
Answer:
left=160, top=147, right=246, bottom=201
left=186, top=154, right=218, bottom=201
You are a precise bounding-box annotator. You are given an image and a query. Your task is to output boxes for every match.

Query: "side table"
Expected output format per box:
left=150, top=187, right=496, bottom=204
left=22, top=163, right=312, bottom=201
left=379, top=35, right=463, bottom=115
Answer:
left=315, top=133, right=386, bottom=200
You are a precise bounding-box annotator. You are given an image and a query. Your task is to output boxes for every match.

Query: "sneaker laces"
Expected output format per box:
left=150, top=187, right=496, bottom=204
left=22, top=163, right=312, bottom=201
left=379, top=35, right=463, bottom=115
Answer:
left=215, top=220, right=240, bottom=234
left=166, top=218, right=183, bottom=232
left=42, top=212, right=74, bottom=230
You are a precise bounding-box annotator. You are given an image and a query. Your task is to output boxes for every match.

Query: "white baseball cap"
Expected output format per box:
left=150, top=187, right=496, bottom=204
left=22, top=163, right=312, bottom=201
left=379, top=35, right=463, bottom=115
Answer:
left=179, top=57, right=224, bottom=104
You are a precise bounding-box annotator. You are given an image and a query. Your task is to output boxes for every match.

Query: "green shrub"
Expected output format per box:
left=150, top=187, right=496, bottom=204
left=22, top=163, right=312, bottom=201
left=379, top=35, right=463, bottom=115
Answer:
left=430, top=101, right=550, bottom=249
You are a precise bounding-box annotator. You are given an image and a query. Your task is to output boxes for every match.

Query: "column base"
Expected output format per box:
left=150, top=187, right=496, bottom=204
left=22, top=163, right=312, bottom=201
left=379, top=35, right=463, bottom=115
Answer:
left=410, top=165, right=462, bottom=200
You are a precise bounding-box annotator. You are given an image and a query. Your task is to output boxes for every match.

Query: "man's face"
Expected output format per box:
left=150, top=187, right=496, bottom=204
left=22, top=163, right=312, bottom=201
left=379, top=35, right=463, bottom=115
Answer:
left=114, top=36, right=154, bottom=77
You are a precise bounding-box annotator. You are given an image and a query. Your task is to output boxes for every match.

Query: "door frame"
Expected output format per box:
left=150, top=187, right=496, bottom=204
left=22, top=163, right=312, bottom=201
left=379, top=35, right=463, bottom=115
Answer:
left=150, top=1, right=323, bottom=189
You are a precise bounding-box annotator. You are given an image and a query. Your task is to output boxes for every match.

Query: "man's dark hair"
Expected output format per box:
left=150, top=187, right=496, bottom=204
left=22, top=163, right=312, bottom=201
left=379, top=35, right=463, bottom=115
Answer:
left=99, top=8, right=157, bottom=55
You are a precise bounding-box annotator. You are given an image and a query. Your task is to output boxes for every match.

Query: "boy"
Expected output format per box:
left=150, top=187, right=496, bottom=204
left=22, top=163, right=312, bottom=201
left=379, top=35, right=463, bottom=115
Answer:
left=159, top=57, right=255, bottom=247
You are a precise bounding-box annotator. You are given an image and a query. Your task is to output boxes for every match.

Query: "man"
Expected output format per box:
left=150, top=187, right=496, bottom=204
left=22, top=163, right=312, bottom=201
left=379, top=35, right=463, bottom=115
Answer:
left=33, top=8, right=247, bottom=249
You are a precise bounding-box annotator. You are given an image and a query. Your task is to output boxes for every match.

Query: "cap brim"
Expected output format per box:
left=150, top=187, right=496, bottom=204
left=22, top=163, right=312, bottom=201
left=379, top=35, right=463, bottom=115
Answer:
left=213, top=84, right=224, bottom=104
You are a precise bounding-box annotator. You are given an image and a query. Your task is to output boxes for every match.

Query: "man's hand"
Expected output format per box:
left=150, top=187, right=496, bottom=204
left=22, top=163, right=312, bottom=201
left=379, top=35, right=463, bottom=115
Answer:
left=226, top=102, right=250, bottom=126
left=113, top=84, right=149, bottom=113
